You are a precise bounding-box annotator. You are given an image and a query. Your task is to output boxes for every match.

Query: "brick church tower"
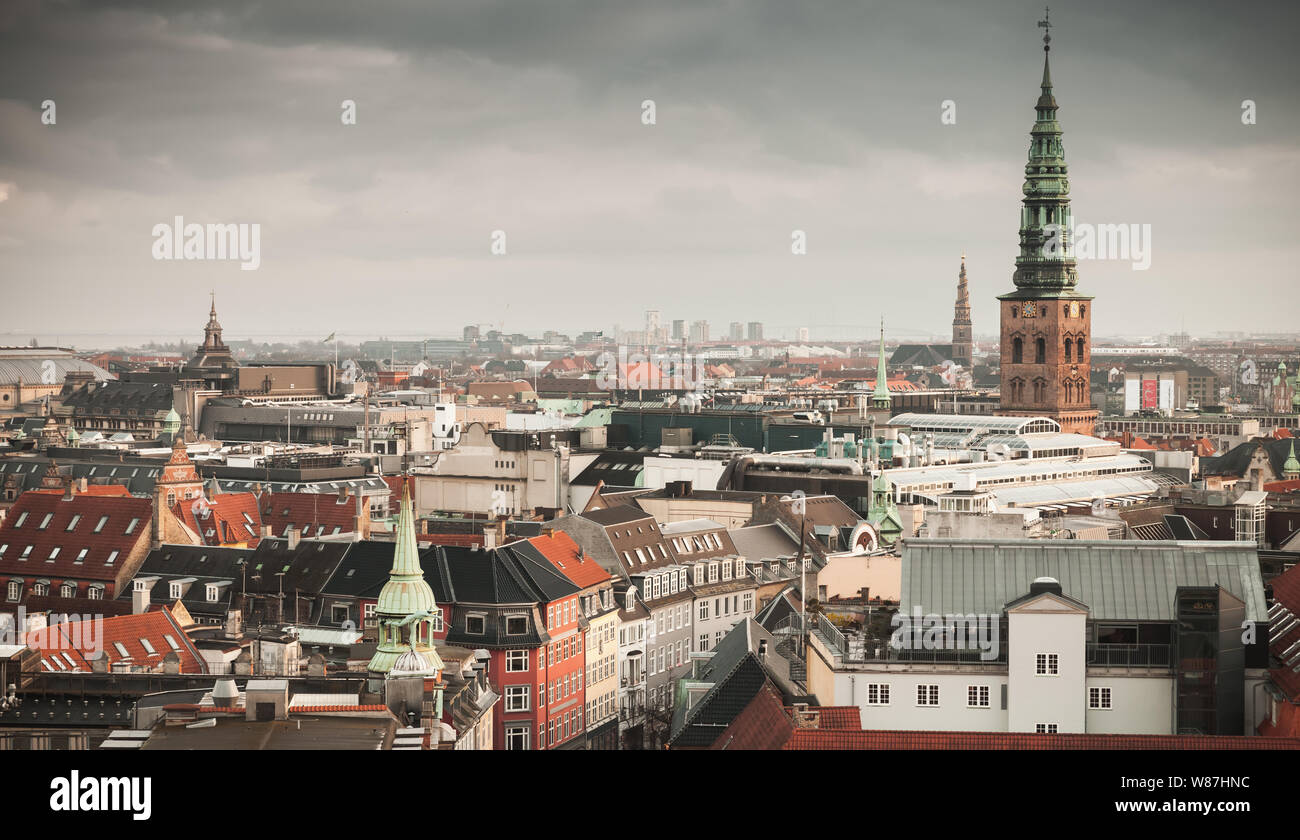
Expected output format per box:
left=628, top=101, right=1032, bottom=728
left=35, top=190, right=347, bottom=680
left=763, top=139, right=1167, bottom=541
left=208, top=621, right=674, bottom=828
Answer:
left=997, top=12, right=1097, bottom=435
left=952, top=253, right=972, bottom=369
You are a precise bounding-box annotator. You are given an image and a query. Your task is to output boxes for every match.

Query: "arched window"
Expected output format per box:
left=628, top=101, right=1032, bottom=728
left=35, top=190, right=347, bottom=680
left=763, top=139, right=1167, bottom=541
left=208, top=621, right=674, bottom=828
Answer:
left=1063, top=339, right=1072, bottom=362
left=1012, top=338, right=1023, bottom=364
left=1076, top=338, right=1085, bottom=359
left=1035, top=338, right=1046, bottom=364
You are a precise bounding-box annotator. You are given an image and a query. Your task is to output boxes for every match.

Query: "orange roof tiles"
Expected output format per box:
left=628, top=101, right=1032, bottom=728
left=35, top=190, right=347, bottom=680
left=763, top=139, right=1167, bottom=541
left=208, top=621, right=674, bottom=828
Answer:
left=530, top=531, right=612, bottom=588
left=27, top=606, right=205, bottom=674
left=173, top=492, right=262, bottom=545
left=0, top=492, right=153, bottom=582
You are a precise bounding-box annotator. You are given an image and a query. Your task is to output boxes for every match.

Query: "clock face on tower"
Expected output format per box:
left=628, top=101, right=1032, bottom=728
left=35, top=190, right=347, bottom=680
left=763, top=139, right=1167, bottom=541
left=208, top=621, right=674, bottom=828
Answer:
left=1069, top=301, right=1080, bottom=318
left=1021, top=301, right=1037, bottom=317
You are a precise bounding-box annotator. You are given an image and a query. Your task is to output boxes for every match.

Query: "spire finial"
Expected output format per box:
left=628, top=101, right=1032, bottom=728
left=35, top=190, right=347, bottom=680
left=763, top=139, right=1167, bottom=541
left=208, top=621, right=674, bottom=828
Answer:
left=1038, top=6, right=1051, bottom=52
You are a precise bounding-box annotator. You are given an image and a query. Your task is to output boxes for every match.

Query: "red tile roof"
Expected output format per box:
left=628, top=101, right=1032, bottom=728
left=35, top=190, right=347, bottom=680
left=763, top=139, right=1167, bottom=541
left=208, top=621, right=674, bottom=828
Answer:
left=173, top=492, right=262, bottom=545
left=1268, top=563, right=1300, bottom=701
left=27, top=606, right=205, bottom=674
left=530, top=531, right=611, bottom=588
left=783, top=730, right=1300, bottom=750
left=0, top=492, right=152, bottom=583
left=259, top=492, right=359, bottom=539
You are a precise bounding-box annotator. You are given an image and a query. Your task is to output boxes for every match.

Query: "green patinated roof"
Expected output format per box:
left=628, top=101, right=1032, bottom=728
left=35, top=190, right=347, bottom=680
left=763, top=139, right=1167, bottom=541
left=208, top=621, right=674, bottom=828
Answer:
left=374, top=489, right=437, bottom=618
left=901, top=539, right=1268, bottom=623
left=1284, top=439, right=1300, bottom=477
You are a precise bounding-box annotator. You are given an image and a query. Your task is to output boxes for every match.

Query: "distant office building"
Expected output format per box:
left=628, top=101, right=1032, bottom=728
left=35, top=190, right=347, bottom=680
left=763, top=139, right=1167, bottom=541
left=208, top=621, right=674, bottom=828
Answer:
left=690, top=321, right=710, bottom=344
left=746, top=322, right=764, bottom=341
left=672, top=320, right=686, bottom=341
left=646, top=311, right=662, bottom=343
left=729, top=322, right=744, bottom=341
left=796, top=327, right=810, bottom=343
left=463, top=325, right=481, bottom=342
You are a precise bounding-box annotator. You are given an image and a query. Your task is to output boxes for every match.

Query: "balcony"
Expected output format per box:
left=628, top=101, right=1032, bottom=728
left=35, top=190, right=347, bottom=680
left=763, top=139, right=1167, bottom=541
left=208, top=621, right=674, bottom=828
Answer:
left=1086, top=643, right=1171, bottom=668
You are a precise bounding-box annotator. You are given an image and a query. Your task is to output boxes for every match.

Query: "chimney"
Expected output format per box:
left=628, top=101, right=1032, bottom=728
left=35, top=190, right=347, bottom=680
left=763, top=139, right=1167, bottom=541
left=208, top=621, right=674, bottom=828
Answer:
left=132, top=581, right=150, bottom=615
left=287, top=528, right=301, bottom=550
left=758, top=639, right=768, bottom=658
left=62, top=481, right=74, bottom=501
left=77, top=477, right=88, bottom=493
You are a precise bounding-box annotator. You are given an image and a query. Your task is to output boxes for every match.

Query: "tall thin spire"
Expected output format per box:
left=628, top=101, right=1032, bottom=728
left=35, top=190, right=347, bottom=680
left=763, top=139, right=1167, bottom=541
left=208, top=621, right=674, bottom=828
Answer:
left=952, top=254, right=972, bottom=368
left=872, top=318, right=891, bottom=409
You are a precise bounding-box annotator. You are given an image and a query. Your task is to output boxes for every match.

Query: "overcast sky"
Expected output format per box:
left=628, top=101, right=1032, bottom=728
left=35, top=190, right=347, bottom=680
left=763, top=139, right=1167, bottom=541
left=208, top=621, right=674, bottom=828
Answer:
left=1, top=0, right=1297, bottom=347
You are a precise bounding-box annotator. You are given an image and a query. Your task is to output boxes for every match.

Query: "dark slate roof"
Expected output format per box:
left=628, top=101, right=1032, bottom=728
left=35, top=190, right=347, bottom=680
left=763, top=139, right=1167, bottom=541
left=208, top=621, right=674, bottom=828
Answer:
left=61, top=379, right=175, bottom=414
left=668, top=619, right=799, bottom=748
left=425, top=546, right=551, bottom=605
left=1201, top=437, right=1298, bottom=478
left=136, top=545, right=254, bottom=579
left=244, top=538, right=350, bottom=596
left=0, top=456, right=163, bottom=496
left=890, top=344, right=954, bottom=367
left=582, top=505, right=655, bottom=527
left=571, top=452, right=646, bottom=489
left=319, top=539, right=400, bottom=598
left=505, top=541, right=588, bottom=601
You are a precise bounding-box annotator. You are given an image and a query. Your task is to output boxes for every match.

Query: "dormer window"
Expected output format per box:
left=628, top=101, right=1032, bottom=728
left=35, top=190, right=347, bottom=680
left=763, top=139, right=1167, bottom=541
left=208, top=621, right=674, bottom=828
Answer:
left=170, top=582, right=184, bottom=599
left=721, top=560, right=732, bottom=580
left=708, top=562, right=719, bottom=583
left=466, top=614, right=486, bottom=635
left=506, top=615, right=528, bottom=635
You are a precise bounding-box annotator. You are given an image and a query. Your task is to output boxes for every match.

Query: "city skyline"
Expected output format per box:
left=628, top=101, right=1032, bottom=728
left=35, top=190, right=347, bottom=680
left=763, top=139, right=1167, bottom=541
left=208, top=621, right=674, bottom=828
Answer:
left=2, top=1, right=1298, bottom=339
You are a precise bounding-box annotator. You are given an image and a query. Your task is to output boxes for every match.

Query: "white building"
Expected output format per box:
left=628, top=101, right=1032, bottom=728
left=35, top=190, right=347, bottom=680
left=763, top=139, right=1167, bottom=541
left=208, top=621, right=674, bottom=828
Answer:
left=806, top=539, right=1269, bottom=737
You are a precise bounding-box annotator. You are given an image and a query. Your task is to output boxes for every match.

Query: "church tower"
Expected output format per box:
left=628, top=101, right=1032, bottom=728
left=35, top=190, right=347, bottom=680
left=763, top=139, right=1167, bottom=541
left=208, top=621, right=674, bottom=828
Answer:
left=952, top=254, right=972, bottom=368
left=997, top=11, right=1097, bottom=435
left=368, top=485, right=444, bottom=679
left=189, top=293, right=238, bottom=369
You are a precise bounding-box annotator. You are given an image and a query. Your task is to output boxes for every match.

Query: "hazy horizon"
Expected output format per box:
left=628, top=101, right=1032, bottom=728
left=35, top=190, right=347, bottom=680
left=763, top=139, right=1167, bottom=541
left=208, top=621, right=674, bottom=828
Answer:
left=3, top=0, right=1297, bottom=342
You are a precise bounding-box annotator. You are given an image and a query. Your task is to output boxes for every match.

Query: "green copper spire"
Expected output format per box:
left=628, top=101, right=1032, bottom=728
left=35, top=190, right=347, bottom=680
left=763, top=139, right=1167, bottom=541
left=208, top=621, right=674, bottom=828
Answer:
left=872, top=318, right=891, bottom=409
left=368, top=484, right=443, bottom=675
left=1003, top=6, right=1082, bottom=300
left=1284, top=439, right=1300, bottom=479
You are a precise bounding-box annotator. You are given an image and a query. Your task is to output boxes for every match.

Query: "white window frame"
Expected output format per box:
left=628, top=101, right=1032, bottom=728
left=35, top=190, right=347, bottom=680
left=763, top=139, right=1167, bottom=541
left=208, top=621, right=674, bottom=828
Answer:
left=504, top=684, right=530, bottom=712
left=916, top=684, right=940, bottom=707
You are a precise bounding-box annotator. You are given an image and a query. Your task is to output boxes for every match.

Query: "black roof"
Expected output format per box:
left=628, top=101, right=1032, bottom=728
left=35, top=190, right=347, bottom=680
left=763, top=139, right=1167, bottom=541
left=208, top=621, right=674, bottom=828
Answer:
left=244, top=538, right=350, bottom=595
left=582, top=505, right=654, bottom=527
left=319, top=540, right=400, bottom=598
left=1202, top=437, right=1297, bottom=478
left=137, top=545, right=254, bottom=579
left=571, top=451, right=646, bottom=489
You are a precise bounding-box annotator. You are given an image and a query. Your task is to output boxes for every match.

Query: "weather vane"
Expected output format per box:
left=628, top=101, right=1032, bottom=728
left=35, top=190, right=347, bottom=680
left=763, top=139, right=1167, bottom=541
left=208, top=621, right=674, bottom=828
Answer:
left=1038, top=6, right=1052, bottom=51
